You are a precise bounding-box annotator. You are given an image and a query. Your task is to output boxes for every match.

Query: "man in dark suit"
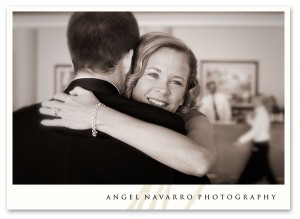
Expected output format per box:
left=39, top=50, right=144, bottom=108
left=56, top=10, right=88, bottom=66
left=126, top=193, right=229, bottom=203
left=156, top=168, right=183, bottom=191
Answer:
left=13, top=12, right=210, bottom=184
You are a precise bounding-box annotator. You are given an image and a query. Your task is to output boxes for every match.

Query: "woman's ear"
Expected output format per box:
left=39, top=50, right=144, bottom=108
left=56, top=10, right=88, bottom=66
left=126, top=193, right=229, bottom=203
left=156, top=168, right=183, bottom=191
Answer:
left=179, top=98, right=185, bottom=106
left=122, top=49, right=134, bottom=75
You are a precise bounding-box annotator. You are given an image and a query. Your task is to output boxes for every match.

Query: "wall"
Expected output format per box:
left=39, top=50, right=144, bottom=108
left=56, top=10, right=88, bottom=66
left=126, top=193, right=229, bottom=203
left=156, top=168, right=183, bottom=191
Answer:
left=36, top=28, right=71, bottom=102
left=173, top=27, right=284, bottom=105
left=12, top=12, right=285, bottom=110
left=13, top=28, right=37, bottom=110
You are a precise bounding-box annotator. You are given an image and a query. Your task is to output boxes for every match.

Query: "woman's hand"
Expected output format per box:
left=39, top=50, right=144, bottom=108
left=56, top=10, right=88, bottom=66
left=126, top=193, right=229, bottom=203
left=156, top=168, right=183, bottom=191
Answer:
left=39, top=86, right=100, bottom=129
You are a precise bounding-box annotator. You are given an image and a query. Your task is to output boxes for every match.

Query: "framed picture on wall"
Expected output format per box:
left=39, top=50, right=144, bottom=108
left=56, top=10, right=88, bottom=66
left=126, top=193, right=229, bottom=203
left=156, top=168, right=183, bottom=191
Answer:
left=200, top=60, right=258, bottom=108
left=54, top=64, right=74, bottom=93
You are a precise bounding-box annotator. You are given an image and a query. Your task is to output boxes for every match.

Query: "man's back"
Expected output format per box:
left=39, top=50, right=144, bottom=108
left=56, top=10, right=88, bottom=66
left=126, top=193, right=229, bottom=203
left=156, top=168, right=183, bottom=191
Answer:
left=13, top=79, right=211, bottom=184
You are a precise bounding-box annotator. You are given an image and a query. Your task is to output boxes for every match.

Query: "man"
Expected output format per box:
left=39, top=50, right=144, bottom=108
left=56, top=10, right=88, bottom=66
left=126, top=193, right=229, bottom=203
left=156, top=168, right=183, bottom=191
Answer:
left=13, top=12, right=209, bottom=184
left=200, top=81, right=232, bottom=123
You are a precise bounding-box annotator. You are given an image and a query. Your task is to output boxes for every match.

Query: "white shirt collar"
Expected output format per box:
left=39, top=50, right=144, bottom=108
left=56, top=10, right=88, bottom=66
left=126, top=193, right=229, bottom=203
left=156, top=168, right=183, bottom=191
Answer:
left=73, top=76, right=121, bottom=94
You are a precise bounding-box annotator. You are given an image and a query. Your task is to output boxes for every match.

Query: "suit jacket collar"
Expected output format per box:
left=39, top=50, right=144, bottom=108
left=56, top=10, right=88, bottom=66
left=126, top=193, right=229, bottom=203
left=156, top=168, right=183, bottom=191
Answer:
left=64, top=78, right=120, bottom=95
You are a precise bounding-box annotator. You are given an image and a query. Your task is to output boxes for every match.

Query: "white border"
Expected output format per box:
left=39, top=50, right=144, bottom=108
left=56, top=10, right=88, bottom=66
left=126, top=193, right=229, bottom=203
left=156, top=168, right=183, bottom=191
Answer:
left=7, top=7, right=290, bottom=210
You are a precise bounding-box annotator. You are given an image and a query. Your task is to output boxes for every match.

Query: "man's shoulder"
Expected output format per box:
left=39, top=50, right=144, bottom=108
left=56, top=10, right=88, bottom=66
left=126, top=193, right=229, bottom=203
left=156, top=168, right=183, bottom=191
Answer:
left=13, top=103, right=42, bottom=125
left=14, top=103, right=41, bottom=116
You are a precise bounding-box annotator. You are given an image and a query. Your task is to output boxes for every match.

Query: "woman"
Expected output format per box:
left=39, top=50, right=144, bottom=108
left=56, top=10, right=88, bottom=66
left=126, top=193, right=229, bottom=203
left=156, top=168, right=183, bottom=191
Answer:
left=40, top=32, right=216, bottom=177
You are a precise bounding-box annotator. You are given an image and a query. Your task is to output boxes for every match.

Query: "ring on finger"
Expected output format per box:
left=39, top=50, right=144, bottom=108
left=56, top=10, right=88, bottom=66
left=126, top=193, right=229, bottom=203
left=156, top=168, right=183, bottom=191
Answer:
left=54, top=109, right=61, bottom=117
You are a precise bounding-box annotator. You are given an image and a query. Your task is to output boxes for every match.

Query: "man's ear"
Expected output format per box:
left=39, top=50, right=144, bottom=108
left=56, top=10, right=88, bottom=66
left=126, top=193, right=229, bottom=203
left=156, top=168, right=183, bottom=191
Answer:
left=122, top=49, right=134, bottom=75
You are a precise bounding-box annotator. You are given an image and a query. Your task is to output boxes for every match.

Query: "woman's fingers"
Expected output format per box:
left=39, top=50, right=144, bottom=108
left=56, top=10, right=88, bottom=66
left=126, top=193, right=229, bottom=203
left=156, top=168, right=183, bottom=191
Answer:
left=41, top=100, right=65, bottom=109
left=39, top=107, right=59, bottom=117
left=53, top=93, right=72, bottom=102
left=69, top=86, right=92, bottom=96
left=41, top=119, right=66, bottom=127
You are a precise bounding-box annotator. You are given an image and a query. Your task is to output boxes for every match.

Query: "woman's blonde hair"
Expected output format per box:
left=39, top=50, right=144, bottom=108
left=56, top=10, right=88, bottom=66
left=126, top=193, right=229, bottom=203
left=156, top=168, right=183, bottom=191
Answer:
left=123, top=32, right=200, bottom=114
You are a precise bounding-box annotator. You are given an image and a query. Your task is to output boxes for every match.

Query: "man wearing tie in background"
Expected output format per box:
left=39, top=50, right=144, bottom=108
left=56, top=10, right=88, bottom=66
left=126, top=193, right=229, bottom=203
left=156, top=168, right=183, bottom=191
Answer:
left=199, top=81, right=232, bottom=123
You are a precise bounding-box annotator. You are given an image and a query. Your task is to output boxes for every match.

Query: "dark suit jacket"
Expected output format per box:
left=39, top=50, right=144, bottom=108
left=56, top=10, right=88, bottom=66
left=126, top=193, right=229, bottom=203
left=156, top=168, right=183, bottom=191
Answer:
left=13, top=78, right=210, bottom=184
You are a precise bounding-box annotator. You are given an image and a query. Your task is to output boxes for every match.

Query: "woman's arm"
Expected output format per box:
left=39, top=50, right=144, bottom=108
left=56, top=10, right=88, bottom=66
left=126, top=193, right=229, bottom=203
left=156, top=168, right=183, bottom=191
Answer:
left=40, top=87, right=216, bottom=176
left=98, top=107, right=216, bottom=176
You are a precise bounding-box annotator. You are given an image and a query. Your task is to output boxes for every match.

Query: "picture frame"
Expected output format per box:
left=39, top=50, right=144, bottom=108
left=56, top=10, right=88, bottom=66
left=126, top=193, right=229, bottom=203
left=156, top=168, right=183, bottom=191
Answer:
left=54, top=64, right=74, bottom=93
left=200, top=60, right=258, bottom=109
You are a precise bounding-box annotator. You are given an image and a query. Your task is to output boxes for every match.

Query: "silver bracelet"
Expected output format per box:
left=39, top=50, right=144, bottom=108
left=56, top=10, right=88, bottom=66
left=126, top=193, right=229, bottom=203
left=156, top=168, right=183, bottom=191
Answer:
left=92, top=102, right=105, bottom=137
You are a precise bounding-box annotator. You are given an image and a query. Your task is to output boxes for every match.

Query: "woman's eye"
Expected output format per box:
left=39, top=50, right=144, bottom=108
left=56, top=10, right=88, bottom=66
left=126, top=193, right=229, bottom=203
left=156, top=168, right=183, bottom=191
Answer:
left=172, top=80, right=182, bottom=86
left=147, top=73, right=159, bottom=78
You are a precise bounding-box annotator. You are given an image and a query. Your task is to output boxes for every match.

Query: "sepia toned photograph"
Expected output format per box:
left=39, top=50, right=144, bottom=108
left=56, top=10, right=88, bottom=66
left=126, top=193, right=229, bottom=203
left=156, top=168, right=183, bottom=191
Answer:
left=8, top=8, right=289, bottom=210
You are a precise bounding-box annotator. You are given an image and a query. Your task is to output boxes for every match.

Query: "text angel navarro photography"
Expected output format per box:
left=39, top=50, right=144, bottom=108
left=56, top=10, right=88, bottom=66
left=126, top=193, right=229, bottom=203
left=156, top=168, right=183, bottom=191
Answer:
left=106, top=193, right=277, bottom=201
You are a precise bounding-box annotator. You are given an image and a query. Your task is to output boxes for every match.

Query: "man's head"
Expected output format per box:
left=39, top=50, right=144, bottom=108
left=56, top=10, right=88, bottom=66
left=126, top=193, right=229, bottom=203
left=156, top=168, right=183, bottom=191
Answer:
left=206, top=81, right=217, bottom=94
left=67, top=12, right=140, bottom=91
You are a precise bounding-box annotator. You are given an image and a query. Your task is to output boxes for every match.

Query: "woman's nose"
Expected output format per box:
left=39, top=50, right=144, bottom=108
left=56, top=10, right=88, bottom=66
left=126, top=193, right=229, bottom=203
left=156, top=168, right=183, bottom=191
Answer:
left=155, top=81, right=170, bottom=95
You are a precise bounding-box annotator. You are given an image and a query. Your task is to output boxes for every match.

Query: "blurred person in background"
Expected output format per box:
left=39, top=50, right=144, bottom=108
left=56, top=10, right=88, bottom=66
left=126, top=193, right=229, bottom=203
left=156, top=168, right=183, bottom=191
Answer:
left=235, top=94, right=277, bottom=184
left=199, top=81, right=232, bottom=123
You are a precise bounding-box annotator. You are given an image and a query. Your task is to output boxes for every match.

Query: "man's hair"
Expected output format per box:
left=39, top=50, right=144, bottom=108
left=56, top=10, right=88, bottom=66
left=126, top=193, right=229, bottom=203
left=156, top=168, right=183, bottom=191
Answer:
left=67, top=12, right=140, bottom=74
left=124, top=32, right=200, bottom=114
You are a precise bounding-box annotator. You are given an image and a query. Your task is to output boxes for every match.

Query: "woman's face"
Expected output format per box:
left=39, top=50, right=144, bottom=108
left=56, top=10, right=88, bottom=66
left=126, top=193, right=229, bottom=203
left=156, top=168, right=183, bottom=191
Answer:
left=132, top=47, right=190, bottom=113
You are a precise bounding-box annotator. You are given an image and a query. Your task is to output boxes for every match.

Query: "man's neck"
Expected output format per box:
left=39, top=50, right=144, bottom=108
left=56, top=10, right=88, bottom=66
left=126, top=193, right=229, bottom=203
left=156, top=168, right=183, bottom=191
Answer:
left=74, top=71, right=108, bottom=81
left=74, top=72, right=122, bottom=94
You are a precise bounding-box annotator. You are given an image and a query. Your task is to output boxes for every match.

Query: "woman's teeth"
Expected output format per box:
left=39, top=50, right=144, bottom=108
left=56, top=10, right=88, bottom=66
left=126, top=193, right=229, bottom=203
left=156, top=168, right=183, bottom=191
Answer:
left=148, top=98, right=168, bottom=107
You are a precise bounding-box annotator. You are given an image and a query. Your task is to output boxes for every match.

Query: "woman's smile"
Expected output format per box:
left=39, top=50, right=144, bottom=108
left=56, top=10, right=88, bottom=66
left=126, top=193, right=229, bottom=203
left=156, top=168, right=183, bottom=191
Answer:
left=147, top=97, right=169, bottom=108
